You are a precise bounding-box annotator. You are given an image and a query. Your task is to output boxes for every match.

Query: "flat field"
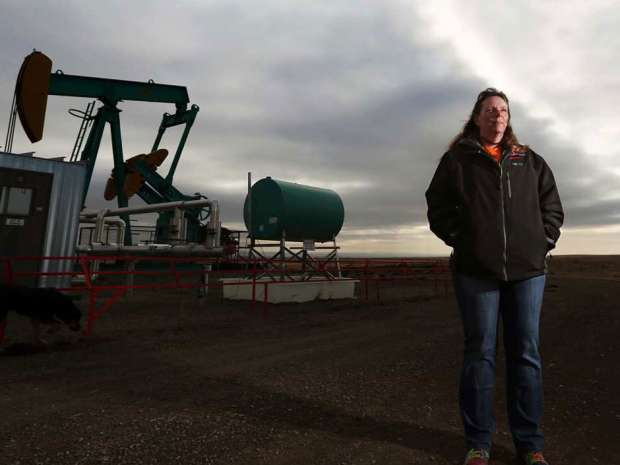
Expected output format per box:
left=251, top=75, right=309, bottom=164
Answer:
left=1, top=255, right=618, bottom=464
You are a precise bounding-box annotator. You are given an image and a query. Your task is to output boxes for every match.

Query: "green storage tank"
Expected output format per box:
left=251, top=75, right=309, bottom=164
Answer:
left=243, top=177, right=345, bottom=242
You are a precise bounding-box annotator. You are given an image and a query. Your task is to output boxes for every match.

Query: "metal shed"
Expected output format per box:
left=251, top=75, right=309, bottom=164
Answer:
left=0, top=151, right=86, bottom=287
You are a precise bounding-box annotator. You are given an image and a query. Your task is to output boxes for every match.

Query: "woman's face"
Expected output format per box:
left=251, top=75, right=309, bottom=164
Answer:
left=475, top=95, right=509, bottom=145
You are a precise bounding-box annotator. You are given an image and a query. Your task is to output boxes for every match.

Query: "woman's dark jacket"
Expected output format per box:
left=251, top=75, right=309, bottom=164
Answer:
left=425, top=138, right=564, bottom=281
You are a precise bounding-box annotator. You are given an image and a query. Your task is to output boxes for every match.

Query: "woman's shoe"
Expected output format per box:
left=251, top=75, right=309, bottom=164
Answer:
left=463, top=448, right=489, bottom=465
left=520, top=451, right=549, bottom=465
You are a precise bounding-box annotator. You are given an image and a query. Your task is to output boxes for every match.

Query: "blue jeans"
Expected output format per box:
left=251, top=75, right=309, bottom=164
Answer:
left=453, top=273, right=546, bottom=453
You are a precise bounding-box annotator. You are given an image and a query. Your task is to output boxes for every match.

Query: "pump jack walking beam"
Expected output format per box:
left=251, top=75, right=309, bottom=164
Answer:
left=14, top=51, right=202, bottom=244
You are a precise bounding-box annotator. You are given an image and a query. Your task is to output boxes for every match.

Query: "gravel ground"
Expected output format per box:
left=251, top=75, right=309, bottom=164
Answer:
left=1, top=256, right=619, bottom=464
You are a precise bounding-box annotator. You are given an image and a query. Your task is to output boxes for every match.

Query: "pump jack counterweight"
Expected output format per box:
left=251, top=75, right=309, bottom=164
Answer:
left=12, top=51, right=209, bottom=245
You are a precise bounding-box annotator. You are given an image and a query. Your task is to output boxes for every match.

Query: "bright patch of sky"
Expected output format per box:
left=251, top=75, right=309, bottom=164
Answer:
left=416, top=1, right=620, bottom=159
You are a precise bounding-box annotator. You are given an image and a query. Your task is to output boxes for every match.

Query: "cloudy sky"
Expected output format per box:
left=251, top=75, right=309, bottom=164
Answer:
left=1, top=0, right=619, bottom=255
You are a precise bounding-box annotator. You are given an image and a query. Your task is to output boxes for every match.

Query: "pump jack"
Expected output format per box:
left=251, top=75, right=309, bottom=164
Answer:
left=12, top=50, right=208, bottom=244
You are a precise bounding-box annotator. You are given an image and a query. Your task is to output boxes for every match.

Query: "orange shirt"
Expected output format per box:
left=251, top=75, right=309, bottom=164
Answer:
left=483, top=144, right=502, bottom=163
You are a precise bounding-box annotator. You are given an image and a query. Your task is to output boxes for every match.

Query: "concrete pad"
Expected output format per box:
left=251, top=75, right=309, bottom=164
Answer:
left=220, top=277, right=358, bottom=303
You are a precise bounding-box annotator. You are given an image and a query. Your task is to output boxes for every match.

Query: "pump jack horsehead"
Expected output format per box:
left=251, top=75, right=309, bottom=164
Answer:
left=13, top=50, right=218, bottom=246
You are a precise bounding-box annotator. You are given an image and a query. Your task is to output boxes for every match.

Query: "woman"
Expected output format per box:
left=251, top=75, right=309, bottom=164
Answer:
left=425, top=88, right=563, bottom=465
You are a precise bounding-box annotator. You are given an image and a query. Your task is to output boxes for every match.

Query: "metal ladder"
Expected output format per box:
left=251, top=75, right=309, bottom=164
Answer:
left=69, top=100, right=96, bottom=162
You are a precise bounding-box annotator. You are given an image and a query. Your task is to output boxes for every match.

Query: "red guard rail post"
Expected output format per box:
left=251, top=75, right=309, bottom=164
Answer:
left=78, top=255, right=97, bottom=336
left=263, top=281, right=269, bottom=318
left=251, top=258, right=257, bottom=312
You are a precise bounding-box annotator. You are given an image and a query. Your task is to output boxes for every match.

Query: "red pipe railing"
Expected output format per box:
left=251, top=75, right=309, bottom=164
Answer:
left=0, top=255, right=450, bottom=343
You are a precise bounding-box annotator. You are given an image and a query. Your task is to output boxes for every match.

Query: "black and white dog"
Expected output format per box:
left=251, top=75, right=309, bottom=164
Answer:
left=0, top=284, right=82, bottom=345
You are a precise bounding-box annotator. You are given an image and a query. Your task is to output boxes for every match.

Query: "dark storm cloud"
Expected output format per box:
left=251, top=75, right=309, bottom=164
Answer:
left=267, top=81, right=474, bottom=151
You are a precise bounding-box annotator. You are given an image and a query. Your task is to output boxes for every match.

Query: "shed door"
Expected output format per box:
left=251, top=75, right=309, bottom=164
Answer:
left=0, top=167, right=53, bottom=286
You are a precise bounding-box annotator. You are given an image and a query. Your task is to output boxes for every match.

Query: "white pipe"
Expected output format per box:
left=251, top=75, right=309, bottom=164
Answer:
left=94, top=209, right=109, bottom=244
left=79, top=216, right=126, bottom=246
left=205, top=200, right=221, bottom=248
left=80, top=198, right=214, bottom=218
left=247, top=172, right=252, bottom=241
left=171, top=207, right=184, bottom=241
left=76, top=244, right=225, bottom=257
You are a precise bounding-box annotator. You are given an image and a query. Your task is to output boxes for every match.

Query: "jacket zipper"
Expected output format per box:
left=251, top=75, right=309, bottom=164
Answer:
left=477, top=147, right=510, bottom=280
left=507, top=170, right=512, bottom=199
left=499, top=156, right=509, bottom=280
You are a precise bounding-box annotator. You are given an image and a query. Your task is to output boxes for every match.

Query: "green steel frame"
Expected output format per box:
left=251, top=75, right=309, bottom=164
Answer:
left=47, top=72, right=205, bottom=244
